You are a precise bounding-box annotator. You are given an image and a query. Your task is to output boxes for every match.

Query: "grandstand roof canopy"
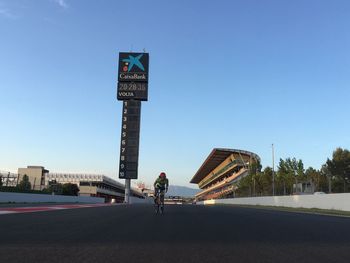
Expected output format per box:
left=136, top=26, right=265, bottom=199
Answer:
left=190, top=148, right=260, bottom=184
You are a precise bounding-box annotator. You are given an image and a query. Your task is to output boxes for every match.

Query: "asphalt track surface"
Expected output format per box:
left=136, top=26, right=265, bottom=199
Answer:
left=1, top=204, right=350, bottom=263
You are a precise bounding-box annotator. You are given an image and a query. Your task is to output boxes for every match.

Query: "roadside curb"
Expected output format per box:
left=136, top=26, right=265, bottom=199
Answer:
left=0, top=203, right=120, bottom=215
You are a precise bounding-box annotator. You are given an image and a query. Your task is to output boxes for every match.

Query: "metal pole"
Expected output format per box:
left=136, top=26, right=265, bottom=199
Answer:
left=124, top=179, right=131, bottom=204
left=272, top=144, right=275, bottom=196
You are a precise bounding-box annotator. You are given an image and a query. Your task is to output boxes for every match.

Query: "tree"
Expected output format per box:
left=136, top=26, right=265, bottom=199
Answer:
left=249, top=160, right=262, bottom=196
left=236, top=172, right=253, bottom=197
left=305, top=167, right=318, bottom=192
left=326, top=148, right=350, bottom=193
left=18, top=175, right=32, bottom=191
left=277, top=159, right=292, bottom=195
left=236, top=164, right=275, bottom=197
left=47, top=180, right=63, bottom=195
left=277, top=158, right=304, bottom=195
left=260, top=167, right=273, bottom=195
left=0, top=175, right=3, bottom=187
left=62, top=183, right=80, bottom=196
left=321, top=164, right=332, bottom=193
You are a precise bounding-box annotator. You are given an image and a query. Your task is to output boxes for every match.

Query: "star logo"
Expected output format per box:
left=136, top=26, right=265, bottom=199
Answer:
left=122, top=54, right=145, bottom=72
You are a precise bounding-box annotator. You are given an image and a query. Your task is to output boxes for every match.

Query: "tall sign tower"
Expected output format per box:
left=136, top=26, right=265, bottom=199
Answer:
left=117, top=52, right=149, bottom=203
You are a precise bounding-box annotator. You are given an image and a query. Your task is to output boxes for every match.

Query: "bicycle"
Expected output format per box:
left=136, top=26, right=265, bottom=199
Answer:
left=154, top=188, right=165, bottom=214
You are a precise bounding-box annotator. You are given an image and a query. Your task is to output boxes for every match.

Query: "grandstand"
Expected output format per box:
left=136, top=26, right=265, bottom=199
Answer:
left=190, top=148, right=260, bottom=201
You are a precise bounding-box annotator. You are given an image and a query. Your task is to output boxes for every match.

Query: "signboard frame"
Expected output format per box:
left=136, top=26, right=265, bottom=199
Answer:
left=117, top=52, right=149, bottom=101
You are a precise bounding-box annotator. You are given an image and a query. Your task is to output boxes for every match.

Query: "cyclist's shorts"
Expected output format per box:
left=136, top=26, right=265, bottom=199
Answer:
left=156, top=185, right=166, bottom=191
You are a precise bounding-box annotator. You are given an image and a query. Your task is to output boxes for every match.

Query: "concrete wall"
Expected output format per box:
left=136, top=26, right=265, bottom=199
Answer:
left=0, top=192, right=104, bottom=203
left=200, top=193, right=350, bottom=211
left=79, top=185, right=97, bottom=195
left=129, top=196, right=153, bottom=204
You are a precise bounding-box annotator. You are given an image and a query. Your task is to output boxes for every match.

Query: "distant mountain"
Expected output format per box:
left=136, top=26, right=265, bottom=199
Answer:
left=166, top=185, right=199, bottom=197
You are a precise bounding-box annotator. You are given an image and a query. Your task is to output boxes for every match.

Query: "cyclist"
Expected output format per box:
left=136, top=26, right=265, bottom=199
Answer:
left=153, top=172, right=169, bottom=202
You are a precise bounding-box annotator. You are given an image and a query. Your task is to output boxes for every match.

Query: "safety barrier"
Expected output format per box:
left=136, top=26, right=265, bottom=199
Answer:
left=0, top=191, right=104, bottom=203
left=129, top=196, right=153, bottom=204
left=199, top=193, right=350, bottom=212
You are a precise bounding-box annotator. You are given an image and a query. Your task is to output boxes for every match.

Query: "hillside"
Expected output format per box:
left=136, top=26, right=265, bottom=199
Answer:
left=166, top=185, right=199, bottom=197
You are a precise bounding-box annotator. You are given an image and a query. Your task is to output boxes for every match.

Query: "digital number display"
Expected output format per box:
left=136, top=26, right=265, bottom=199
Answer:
left=117, top=82, right=148, bottom=101
left=118, top=100, right=141, bottom=179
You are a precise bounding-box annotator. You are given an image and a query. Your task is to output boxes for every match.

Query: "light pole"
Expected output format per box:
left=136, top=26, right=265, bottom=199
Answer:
left=272, top=143, right=275, bottom=196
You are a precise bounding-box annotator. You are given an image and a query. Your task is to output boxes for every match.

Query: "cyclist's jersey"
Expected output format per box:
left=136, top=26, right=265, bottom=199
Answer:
left=154, top=177, right=169, bottom=189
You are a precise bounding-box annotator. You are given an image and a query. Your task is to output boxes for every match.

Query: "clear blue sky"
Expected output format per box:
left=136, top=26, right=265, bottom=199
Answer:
left=1, top=0, right=349, bottom=188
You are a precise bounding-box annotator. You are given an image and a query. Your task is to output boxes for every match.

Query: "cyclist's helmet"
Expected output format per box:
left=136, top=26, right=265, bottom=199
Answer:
left=159, top=172, right=166, bottom=178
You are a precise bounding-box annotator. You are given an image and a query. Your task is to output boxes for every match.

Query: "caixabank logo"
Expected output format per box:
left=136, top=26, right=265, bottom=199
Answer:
left=118, top=52, right=149, bottom=82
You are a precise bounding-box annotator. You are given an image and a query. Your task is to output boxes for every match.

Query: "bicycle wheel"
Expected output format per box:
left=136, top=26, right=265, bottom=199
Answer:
left=160, top=193, right=165, bottom=214
left=154, top=195, right=160, bottom=214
